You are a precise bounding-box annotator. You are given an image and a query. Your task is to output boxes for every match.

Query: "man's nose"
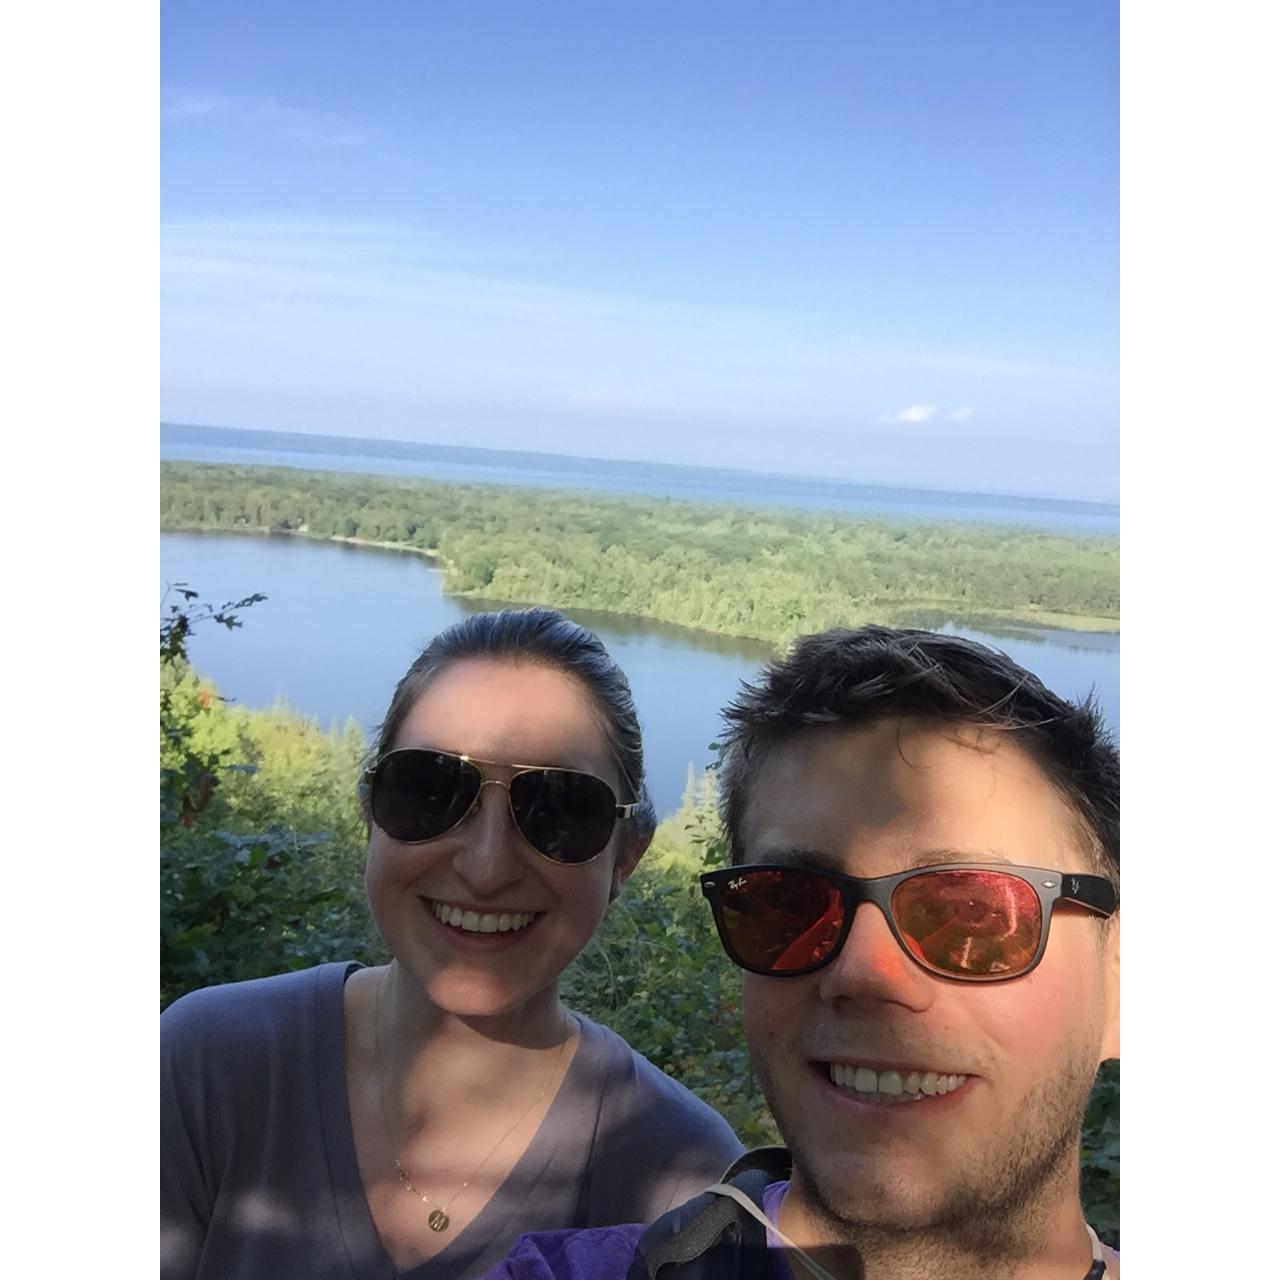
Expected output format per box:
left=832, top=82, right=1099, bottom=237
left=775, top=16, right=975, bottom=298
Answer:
left=816, top=901, right=935, bottom=1012
left=450, top=782, right=527, bottom=894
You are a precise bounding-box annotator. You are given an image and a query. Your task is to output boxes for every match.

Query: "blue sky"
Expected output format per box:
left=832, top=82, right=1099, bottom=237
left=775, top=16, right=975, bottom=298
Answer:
left=161, top=1, right=1118, bottom=501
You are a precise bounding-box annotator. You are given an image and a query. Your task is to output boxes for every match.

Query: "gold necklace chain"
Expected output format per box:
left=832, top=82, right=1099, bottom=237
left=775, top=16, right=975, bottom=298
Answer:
left=373, top=967, right=573, bottom=1234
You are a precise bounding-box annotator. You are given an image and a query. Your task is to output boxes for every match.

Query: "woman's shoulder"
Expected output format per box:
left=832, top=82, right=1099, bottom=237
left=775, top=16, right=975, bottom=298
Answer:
left=563, top=1015, right=744, bottom=1222
left=161, top=962, right=357, bottom=1063
left=576, top=1015, right=741, bottom=1141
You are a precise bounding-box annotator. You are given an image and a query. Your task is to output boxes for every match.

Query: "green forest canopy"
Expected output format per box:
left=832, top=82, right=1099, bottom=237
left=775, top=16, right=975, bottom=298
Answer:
left=160, top=462, right=1120, bottom=644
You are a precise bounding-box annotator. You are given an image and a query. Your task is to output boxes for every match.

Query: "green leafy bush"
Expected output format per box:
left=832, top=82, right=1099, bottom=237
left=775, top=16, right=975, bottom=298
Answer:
left=159, top=587, right=379, bottom=1009
left=565, top=856, right=780, bottom=1149
left=1082, top=1060, right=1120, bottom=1245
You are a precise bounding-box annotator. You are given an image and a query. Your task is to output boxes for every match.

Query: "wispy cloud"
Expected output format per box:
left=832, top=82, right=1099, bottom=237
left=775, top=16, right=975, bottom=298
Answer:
left=945, top=406, right=976, bottom=422
left=162, top=219, right=1107, bottom=433
left=160, top=217, right=783, bottom=332
left=160, top=87, right=369, bottom=148
left=878, top=403, right=936, bottom=425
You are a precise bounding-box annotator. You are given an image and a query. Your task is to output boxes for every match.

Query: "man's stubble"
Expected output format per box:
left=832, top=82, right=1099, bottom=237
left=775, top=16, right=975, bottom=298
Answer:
left=752, top=1035, right=1102, bottom=1267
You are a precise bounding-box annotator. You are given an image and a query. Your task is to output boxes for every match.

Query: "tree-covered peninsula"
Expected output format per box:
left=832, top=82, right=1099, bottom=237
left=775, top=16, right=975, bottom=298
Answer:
left=160, top=462, right=1120, bottom=641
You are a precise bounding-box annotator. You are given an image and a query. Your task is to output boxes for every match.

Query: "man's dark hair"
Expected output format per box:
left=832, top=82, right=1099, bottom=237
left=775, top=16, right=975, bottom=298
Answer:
left=719, top=625, right=1118, bottom=881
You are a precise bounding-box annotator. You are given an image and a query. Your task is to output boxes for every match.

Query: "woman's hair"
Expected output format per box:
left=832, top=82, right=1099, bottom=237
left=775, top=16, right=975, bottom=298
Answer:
left=372, top=607, right=657, bottom=842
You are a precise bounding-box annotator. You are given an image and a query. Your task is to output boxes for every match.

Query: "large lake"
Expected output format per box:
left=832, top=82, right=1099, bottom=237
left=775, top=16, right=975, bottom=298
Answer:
left=161, top=531, right=1120, bottom=818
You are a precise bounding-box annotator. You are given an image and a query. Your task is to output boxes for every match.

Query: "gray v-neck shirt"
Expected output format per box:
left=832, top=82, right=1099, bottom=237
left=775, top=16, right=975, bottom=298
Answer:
left=161, top=963, right=745, bottom=1280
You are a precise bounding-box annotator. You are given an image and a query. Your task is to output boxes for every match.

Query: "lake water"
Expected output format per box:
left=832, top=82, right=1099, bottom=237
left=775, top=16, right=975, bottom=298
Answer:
left=160, top=424, right=1120, bottom=536
left=161, top=531, right=1120, bottom=818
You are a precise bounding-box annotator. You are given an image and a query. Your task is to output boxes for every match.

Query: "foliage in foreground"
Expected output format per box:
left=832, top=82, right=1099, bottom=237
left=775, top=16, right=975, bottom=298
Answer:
left=159, top=592, right=1118, bottom=1242
left=563, top=771, right=781, bottom=1148
left=160, top=587, right=379, bottom=1007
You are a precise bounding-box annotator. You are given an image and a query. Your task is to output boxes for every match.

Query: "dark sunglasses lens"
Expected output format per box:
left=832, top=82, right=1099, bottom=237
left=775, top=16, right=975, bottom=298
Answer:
left=371, top=751, right=480, bottom=842
left=891, top=870, right=1042, bottom=977
left=715, top=869, right=846, bottom=973
left=509, top=769, right=618, bottom=863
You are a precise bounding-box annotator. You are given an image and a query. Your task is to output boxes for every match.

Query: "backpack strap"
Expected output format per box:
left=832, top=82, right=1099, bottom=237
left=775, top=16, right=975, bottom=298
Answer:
left=701, top=1185, right=841, bottom=1280
left=626, top=1149, right=791, bottom=1280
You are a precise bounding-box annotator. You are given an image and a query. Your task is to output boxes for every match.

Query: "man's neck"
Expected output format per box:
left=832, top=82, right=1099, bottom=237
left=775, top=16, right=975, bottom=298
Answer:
left=777, top=1179, right=1101, bottom=1280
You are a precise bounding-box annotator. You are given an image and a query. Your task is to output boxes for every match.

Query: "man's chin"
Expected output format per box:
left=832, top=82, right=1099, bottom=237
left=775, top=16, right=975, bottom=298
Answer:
left=793, top=1155, right=952, bottom=1235
left=790, top=1134, right=1079, bottom=1262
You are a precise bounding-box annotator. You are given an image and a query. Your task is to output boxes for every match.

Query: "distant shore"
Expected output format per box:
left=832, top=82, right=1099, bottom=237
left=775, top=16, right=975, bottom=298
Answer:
left=162, top=522, right=1120, bottom=641
left=160, top=425, right=1120, bottom=538
left=160, top=459, right=1119, bottom=644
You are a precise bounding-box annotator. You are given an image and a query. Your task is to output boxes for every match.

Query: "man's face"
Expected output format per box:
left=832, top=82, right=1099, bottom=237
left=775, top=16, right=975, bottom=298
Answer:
left=738, top=718, right=1119, bottom=1234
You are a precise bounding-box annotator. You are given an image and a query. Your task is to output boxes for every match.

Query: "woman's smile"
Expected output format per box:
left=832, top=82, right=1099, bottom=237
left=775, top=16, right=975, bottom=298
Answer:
left=421, top=896, right=546, bottom=950
left=425, top=897, right=541, bottom=935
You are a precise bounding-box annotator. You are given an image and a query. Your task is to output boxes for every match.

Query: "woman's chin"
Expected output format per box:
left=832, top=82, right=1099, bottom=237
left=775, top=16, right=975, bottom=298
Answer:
left=420, top=966, right=561, bottom=1024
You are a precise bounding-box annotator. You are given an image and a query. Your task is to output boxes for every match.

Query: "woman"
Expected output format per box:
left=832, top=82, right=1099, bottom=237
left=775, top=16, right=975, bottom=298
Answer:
left=161, top=607, right=744, bottom=1279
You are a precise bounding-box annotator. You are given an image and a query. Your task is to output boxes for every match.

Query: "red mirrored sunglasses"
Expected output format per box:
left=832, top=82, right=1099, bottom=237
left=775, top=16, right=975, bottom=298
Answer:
left=701, top=862, right=1117, bottom=982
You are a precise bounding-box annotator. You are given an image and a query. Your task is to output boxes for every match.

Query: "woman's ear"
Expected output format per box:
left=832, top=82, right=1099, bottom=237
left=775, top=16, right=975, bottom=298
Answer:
left=357, top=783, right=373, bottom=840
left=610, top=832, right=652, bottom=900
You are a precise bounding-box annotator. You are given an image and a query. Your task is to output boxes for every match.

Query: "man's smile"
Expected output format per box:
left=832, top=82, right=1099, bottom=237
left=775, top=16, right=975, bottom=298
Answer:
left=821, top=1061, right=972, bottom=1104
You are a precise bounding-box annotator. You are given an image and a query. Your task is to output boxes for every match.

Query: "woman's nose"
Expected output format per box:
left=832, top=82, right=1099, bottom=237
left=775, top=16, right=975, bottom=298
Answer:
left=450, top=782, right=527, bottom=893
left=816, top=901, right=935, bottom=1012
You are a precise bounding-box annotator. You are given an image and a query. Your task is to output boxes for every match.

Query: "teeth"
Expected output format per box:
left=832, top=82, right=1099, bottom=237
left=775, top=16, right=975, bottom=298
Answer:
left=828, top=1063, right=968, bottom=1103
left=431, top=902, right=536, bottom=934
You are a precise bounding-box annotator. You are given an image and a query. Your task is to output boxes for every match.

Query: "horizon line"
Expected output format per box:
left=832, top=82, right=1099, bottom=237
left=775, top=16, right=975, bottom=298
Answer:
left=160, top=419, right=1121, bottom=512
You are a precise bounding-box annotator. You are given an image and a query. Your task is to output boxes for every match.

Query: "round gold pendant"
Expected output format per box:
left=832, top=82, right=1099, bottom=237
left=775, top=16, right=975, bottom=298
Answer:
left=427, top=1209, right=450, bottom=1233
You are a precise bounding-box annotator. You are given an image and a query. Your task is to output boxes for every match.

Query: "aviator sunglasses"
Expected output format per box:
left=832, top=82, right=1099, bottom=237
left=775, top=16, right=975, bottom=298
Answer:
left=363, top=747, right=637, bottom=865
left=701, top=863, right=1118, bottom=982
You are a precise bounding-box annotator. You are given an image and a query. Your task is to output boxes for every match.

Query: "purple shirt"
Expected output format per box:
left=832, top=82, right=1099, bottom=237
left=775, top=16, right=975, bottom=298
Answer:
left=480, top=1181, right=793, bottom=1279
left=484, top=1184, right=1116, bottom=1280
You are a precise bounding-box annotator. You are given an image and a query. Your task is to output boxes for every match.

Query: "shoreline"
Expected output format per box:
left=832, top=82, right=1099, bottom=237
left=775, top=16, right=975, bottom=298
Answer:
left=161, top=523, right=1121, bottom=641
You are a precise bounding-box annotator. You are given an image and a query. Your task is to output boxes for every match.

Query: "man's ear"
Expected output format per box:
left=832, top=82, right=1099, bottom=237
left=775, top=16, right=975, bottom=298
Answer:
left=610, top=831, right=652, bottom=900
left=1098, top=912, right=1120, bottom=1061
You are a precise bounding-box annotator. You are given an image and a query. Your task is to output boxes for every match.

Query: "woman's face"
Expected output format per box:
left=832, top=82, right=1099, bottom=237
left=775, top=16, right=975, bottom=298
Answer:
left=365, top=657, right=646, bottom=1018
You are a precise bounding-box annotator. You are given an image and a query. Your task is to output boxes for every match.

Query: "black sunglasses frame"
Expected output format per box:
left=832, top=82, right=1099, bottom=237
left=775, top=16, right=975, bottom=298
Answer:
left=362, top=747, right=637, bottom=865
left=700, top=862, right=1118, bottom=982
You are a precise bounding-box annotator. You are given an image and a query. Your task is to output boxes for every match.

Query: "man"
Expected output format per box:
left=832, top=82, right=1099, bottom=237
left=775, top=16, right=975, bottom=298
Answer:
left=484, top=626, right=1120, bottom=1279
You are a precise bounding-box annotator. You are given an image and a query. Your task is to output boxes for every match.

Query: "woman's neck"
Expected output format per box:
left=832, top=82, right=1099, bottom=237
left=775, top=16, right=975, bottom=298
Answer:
left=374, top=962, right=576, bottom=1120
left=344, top=962, right=581, bottom=1270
